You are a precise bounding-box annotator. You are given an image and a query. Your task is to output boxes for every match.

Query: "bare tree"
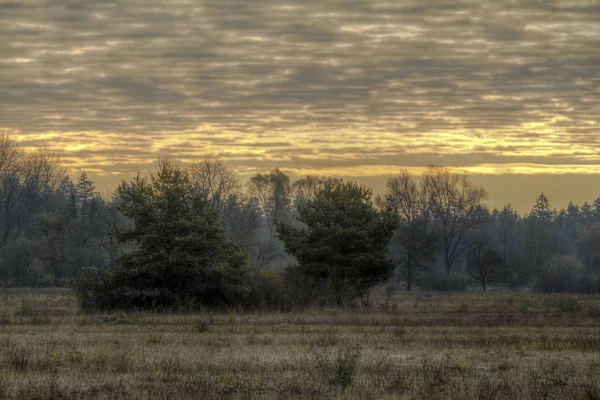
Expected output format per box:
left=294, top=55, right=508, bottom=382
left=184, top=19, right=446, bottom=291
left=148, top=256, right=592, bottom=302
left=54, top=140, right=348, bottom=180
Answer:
left=189, top=158, right=240, bottom=203
left=379, top=171, right=436, bottom=290
left=467, top=237, right=503, bottom=292
left=422, top=166, right=487, bottom=277
left=248, top=167, right=291, bottom=235
left=293, top=175, right=340, bottom=204
left=0, top=135, right=23, bottom=242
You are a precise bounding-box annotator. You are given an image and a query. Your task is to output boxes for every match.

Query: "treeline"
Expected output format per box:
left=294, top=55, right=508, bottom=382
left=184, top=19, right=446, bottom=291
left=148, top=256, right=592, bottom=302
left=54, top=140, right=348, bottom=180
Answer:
left=1, top=135, right=600, bottom=309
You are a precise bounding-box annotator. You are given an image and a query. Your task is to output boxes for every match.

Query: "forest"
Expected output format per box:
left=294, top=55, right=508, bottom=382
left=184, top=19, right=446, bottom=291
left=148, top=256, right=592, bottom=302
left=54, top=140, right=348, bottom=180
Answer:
left=1, top=134, right=599, bottom=310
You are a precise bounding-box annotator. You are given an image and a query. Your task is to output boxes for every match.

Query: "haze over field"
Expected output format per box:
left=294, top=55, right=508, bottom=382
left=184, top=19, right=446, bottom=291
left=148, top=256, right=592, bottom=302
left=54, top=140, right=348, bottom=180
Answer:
left=1, top=0, right=598, bottom=212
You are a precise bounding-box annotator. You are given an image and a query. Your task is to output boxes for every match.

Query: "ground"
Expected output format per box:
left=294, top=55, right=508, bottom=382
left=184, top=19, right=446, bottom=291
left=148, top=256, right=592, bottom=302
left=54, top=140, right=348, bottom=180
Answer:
left=0, top=288, right=599, bottom=399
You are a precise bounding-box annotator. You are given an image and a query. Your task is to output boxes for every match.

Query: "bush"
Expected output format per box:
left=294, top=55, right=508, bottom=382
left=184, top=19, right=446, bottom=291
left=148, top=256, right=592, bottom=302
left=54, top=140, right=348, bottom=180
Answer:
left=314, top=344, right=362, bottom=390
left=191, top=319, right=210, bottom=333
left=71, top=267, right=116, bottom=311
left=418, top=272, right=467, bottom=292
left=73, top=262, right=293, bottom=312
left=329, top=345, right=361, bottom=389
left=537, top=255, right=584, bottom=293
left=280, top=265, right=352, bottom=308
left=240, top=263, right=287, bottom=311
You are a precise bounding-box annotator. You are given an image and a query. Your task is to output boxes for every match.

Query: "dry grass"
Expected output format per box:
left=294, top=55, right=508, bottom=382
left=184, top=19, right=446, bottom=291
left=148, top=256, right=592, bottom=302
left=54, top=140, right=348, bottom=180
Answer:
left=0, top=289, right=599, bottom=399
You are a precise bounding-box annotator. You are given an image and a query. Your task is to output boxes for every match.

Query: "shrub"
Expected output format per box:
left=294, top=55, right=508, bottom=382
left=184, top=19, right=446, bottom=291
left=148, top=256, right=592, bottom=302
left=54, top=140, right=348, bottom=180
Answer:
left=418, top=272, right=467, bottom=292
left=313, top=343, right=362, bottom=390
left=191, top=319, right=210, bottom=333
left=537, top=255, right=583, bottom=293
left=71, top=267, right=116, bottom=311
left=240, top=262, right=287, bottom=311
left=328, top=344, right=362, bottom=389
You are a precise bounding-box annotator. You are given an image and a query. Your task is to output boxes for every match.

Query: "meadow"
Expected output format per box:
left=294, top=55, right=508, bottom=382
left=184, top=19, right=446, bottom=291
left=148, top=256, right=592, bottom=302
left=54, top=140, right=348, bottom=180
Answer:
left=0, top=289, right=600, bottom=399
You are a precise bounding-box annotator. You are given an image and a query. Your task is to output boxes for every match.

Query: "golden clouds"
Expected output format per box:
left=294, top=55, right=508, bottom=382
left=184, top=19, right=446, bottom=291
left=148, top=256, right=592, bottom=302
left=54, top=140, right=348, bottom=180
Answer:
left=0, top=0, right=598, bottom=204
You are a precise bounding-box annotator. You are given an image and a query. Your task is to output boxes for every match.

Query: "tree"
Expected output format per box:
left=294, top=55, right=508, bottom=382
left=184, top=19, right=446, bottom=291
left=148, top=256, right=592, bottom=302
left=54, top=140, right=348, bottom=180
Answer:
left=379, top=172, right=437, bottom=290
left=593, top=197, right=600, bottom=222
left=189, top=158, right=239, bottom=203
left=466, top=238, right=503, bottom=292
left=76, top=171, right=98, bottom=203
left=422, top=166, right=487, bottom=277
left=96, top=198, right=131, bottom=270
left=293, top=175, right=341, bottom=205
left=578, top=223, right=600, bottom=274
left=248, top=168, right=293, bottom=266
left=277, top=181, right=397, bottom=306
left=531, top=193, right=555, bottom=221
left=519, top=193, right=558, bottom=287
left=249, top=168, right=291, bottom=235
left=34, top=203, right=77, bottom=285
left=103, top=160, right=247, bottom=309
left=0, top=136, right=26, bottom=243
left=496, top=204, right=519, bottom=263
left=221, top=194, right=261, bottom=248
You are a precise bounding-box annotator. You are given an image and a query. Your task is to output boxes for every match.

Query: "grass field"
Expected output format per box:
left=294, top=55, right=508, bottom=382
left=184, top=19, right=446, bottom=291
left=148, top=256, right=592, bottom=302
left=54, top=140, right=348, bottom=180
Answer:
left=0, top=289, right=600, bottom=399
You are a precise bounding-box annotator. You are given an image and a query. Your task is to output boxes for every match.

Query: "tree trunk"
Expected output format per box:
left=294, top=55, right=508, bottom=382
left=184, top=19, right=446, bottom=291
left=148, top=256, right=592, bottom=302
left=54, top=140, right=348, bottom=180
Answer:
left=406, top=255, right=413, bottom=291
left=503, top=232, right=508, bottom=262
left=444, top=246, right=451, bottom=277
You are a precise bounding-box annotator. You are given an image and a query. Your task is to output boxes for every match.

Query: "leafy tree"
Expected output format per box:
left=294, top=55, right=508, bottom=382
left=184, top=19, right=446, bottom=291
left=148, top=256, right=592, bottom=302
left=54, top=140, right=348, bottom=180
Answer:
left=101, top=160, right=247, bottom=310
left=277, top=181, right=396, bottom=306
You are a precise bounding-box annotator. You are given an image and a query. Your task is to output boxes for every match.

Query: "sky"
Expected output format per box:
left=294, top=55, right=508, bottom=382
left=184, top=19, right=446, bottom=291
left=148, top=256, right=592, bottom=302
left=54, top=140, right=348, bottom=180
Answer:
left=1, top=0, right=599, bottom=212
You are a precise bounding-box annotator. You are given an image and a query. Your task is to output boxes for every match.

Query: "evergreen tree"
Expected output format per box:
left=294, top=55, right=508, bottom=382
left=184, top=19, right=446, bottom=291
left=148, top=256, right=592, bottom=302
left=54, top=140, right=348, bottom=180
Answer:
left=593, top=197, right=600, bottom=222
left=277, top=181, right=397, bottom=306
left=104, top=160, right=247, bottom=309
left=581, top=201, right=593, bottom=225
left=497, top=204, right=519, bottom=263
left=531, top=193, right=555, bottom=221
left=76, top=172, right=97, bottom=203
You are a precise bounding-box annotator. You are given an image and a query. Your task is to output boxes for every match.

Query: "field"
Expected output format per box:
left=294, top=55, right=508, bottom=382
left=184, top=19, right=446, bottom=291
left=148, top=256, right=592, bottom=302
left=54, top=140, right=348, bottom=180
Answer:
left=0, top=289, right=600, bottom=399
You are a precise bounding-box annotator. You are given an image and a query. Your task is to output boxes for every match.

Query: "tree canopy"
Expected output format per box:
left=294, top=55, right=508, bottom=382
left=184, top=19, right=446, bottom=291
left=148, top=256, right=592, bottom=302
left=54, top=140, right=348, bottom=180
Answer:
left=277, top=181, right=397, bottom=305
left=94, top=160, right=247, bottom=310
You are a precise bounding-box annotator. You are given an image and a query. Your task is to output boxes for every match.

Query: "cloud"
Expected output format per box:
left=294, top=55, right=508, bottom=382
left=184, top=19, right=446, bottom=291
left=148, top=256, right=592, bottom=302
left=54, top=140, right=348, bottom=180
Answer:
left=0, top=0, right=598, bottom=186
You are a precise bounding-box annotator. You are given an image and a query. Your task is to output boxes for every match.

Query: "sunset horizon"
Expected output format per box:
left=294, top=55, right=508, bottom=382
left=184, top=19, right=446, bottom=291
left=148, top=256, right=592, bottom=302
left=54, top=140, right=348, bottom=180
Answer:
left=2, top=0, right=598, bottom=212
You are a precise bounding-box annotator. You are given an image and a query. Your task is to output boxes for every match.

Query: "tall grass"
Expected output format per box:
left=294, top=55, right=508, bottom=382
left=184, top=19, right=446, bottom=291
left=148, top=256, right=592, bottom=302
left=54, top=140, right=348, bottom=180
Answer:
left=0, top=289, right=598, bottom=398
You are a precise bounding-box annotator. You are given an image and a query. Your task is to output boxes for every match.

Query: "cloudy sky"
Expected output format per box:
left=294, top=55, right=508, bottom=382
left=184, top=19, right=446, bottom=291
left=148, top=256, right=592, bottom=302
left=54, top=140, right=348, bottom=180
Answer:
left=1, top=0, right=599, bottom=211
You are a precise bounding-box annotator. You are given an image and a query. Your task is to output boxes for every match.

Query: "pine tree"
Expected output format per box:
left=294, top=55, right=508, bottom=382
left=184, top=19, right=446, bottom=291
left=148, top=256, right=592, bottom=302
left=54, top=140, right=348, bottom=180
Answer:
left=109, top=160, right=247, bottom=310
left=531, top=193, right=555, bottom=221
left=277, top=181, right=397, bottom=306
left=76, top=172, right=97, bottom=203
left=593, top=197, right=600, bottom=222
